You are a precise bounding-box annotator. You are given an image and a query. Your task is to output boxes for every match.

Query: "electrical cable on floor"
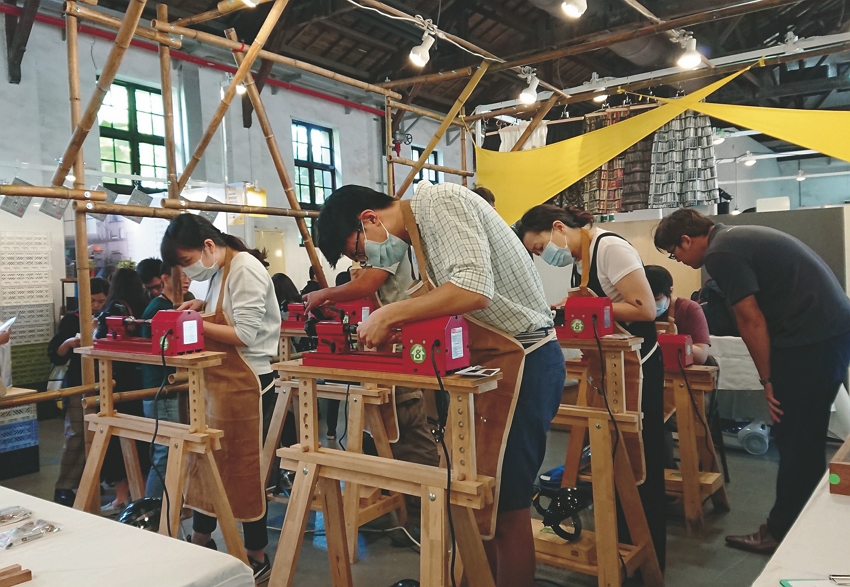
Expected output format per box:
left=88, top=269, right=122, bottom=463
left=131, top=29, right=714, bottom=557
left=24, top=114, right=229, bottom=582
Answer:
left=431, top=340, right=457, bottom=587
left=150, top=330, right=174, bottom=537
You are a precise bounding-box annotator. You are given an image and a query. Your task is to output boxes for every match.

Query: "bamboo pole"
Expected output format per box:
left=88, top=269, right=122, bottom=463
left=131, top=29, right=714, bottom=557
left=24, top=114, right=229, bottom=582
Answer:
left=64, top=2, right=181, bottom=49
left=379, top=67, right=477, bottom=89
left=394, top=61, right=489, bottom=199
left=225, top=28, right=328, bottom=289
left=387, top=155, right=473, bottom=177
left=464, top=103, right=542, bottom=123
left=173, top=0, right=274, bottom=27
left=511, top=93, right=560, bottom=152
left=66, top=12, right=86, bottom=194
left=384, top=98, right=394, bottom=196
left=460, top=106, right=468, bottom=188
left=0, top=185, right=106, bottom=200
left=161, top=198, right=319, bottom=218
left=150, top=20, right=401, bottom=100
left=386, top=99, right=465, bottom=128
left=52, top=0, right=148, bottom=186
left=167, top=372, right=189, bottom=385
left=75, top=200, right=183, bottom=219
left=80, top=383, right=189, bottom=408
left=0, top=384, right=100, bottom=409
left=157, top=4, right=185, bottom=306
left=173, top=0, right=289, bottom=194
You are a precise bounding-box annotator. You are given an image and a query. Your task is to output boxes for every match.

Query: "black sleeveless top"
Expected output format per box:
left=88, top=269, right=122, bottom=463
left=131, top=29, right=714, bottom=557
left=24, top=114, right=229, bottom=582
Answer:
left=571, top=232, right=657, bottom=358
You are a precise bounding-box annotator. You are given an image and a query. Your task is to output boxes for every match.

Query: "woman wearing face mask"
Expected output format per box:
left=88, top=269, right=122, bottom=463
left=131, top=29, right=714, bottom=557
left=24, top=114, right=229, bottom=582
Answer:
left=516, top=204, right=668, bottom=571
left=160, top=214, right=280, bottom=583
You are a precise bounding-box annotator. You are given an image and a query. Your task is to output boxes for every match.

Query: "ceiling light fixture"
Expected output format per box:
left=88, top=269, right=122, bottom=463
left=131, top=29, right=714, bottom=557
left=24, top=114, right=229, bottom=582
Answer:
left=561, top=0, right=588, bottom=19
left=235, top=83, right=247, bottom=95
left=241, top=0, right=257, bottom=7
left=677, top=36, right=702, bottom=70
left=518, top=67, right=539, bottom=105
left=712, top=129, right=726, bottom=145
left=593, top=93, right=608, bottom=103
left=409, top=31, right=436, bottom=68
left=743, top=151, right=757, bottom=167
left=796, top=170, right=806, bottom=182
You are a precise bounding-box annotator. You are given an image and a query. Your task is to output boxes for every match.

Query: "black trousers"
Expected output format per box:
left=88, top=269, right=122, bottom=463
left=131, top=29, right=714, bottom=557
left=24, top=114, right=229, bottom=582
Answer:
left=193, top=372, right=276, bottom=553
left=767, top=331, right=850, bottom=541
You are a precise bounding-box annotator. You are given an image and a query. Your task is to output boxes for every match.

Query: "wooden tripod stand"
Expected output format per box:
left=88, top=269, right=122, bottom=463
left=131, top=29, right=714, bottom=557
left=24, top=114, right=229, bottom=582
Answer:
left=72, top=347, right=249, bottom=565
left=268, top=360, right=502, bottom=587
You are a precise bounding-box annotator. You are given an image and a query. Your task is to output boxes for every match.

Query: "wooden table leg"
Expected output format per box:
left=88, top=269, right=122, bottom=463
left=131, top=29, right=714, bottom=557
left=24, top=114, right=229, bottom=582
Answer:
left=200, top=449, right=249, bottom=565
left=563, top=373, right=589, bottom=487
left=588, top=418, right=622, bottom=587
left=420, top=485, right=448, bottom=587
left=694, top=390, right=730, bottom=513
left=451, top=505, right=495, bottom=587
left=672, top=375, right=705, bottom=537
left=365, top=405, right=407, bottom=527
left=120, top=436, right=145, bottom=501
left=269, top=462, right=321, bottom=587
left=74, top=423, right=112, bottom=514
left=160, top=438, right=187, bottom=537
left=343, top=393, right=366, bottom=562
left=319, top=477, right=354, bottom=587
left=262, top=385, right=293, bottom=489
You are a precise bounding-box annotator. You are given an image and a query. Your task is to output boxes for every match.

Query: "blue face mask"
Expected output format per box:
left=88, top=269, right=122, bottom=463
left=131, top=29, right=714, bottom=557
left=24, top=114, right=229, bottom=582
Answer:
left=363, top=221, right=409, bottom=268
left=656, top=296, right=670, bottom=318
left=541, top=229, right=574, bottom=267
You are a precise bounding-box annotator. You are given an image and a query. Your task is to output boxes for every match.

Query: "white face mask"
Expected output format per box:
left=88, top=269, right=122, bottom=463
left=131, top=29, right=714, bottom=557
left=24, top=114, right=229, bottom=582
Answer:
left=183, top=245, right=218, bottom=282
left=655, top=296, right=670, bottom=318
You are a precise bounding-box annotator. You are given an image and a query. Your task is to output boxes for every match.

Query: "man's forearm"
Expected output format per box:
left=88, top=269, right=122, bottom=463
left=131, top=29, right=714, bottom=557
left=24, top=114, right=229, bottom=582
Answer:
left=738, top=317, right=771, bottom=381
left=383, top=283, right=489, bottom=327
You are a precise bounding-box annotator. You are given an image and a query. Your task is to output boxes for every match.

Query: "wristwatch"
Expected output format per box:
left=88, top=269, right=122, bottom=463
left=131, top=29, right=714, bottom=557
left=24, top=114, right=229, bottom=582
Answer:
left=759, top=377, right=771, bottom=386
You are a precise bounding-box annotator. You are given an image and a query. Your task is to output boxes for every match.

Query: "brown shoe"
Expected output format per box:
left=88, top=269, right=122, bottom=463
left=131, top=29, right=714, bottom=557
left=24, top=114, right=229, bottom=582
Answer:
left=725, top=524, right=779, bottom=554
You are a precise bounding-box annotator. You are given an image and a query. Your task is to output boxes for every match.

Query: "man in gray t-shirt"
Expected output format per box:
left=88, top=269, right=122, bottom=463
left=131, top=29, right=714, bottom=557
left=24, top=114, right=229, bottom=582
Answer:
left=655, top=209, right=850, bottom=554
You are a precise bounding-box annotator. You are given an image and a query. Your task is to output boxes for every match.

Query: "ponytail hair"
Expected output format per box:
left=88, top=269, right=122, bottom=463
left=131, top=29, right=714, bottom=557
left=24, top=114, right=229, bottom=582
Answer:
left=161, top=214, right=267, bottom=267
left=515, top=204, right=593, bottom=240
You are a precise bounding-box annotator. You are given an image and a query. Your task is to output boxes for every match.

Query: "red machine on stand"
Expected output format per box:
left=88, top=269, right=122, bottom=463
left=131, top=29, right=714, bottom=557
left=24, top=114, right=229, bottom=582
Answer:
left=93, top=310, right=205, bottom=356
left=554, top=297, right=615, bottom=340
left=658, top=333, right=694, bottom=370
left=281, top=299, right=376, bottom=331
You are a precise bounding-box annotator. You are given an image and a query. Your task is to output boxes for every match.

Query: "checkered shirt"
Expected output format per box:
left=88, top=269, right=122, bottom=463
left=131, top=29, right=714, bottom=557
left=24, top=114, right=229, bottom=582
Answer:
left=409, top=182, right=553, bottom=335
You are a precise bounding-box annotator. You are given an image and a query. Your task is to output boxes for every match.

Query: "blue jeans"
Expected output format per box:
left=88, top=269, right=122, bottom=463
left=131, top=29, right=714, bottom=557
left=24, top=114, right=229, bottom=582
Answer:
left=143, top=396, right=181, bottom=499
left=499, top=339, right=566, bottom=512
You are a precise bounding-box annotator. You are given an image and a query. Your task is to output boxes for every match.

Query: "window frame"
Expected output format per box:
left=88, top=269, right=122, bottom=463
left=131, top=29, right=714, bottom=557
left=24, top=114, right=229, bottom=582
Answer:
left=411, top=146, right=442, bottom=184
left=291, top=120, right=337, bottom=211
left=98, top=79, right=167, bottom=195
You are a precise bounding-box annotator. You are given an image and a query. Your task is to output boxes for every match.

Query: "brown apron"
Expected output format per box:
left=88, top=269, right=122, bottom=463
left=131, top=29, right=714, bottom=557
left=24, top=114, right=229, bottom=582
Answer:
left=401, top=201, right=532, bottom=539
left=184, top=248, right=265, bottom=521
left=569, top=228, right=647, bottom=484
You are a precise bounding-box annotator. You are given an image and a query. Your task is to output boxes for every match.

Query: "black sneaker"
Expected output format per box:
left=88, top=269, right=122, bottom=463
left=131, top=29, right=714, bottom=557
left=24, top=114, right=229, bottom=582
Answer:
left=249, top=553, right=271, bottom=584
left=54, top=489, right=76, bottom=507
left=186, top=535, right=218, bottom=550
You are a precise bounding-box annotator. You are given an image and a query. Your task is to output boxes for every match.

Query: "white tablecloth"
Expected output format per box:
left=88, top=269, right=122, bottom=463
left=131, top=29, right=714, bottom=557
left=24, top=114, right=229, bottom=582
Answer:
left=0, top=487, right=253, bottom=587
left=709, top=336, right=763, bottom=391
left=753, top=475, right=850, bottom=585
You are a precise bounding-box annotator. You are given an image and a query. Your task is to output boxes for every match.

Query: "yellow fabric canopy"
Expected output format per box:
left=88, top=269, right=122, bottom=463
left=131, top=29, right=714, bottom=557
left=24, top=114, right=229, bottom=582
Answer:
left=476, top=68, right=747, bottom=225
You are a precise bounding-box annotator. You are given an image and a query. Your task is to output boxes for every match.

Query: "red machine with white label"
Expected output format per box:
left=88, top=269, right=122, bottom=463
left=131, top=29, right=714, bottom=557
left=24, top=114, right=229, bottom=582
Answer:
left=301, top=314, right=470, bottom=376
left=554, top=297, right=615, bottom=340
left=281, top=303, right=309, bottom=331
left=93, top=310, right=205, bottom=356
left=658, top=333, right=694, bottom=370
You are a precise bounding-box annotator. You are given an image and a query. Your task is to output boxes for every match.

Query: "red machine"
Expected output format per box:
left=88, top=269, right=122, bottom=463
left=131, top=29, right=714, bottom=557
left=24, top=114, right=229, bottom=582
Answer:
left=301, top=314, right=470, bottom=376
left=93, top=310, right=205, bottom=356
left=281, top=299, right=377, bottom=332
left=554, top=297, right=615, bottom=340
left=658, top=333, right=694, bottom=370
left=281, top=303, right=309, bottom=331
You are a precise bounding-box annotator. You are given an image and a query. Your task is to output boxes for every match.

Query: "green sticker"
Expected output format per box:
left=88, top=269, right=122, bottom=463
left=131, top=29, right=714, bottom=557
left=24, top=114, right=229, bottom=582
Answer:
left=570, top=318, right=585, bottom=334
left=159, top=336, right=169, bottom=351
left=410, top=344, right=427, bottom=364
left=830, top=473, right=841, bottom=485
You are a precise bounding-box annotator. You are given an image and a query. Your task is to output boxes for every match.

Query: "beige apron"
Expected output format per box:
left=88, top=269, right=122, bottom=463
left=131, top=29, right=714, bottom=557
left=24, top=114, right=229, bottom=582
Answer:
left=401, top=201, right=538, bottom=539
left=570, top=228, right=647, bottom=484
left=184, top=248, right=265, bottom=521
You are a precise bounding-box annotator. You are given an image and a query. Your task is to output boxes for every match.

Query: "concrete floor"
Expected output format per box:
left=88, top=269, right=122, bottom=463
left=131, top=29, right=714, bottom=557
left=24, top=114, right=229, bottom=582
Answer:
left=3, top=415, right=837, bottom=587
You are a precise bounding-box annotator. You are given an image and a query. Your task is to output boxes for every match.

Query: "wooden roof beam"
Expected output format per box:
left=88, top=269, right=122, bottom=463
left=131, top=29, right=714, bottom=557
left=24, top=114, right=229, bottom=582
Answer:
left=6, top=0, right=40, bottom=83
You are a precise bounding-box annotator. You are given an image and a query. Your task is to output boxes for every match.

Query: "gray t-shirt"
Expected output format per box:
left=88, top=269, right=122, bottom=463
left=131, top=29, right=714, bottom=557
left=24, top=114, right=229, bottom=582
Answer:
left=705, top=223, right=850, bottom=348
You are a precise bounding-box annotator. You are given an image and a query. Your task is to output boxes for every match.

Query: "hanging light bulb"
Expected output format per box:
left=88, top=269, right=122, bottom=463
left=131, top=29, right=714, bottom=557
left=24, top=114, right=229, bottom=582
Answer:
left=241, top=0, right=257, bottom=7
left=236, top=83, right=247, bottom=95
left=712, top=129, right=725, bottom=146
left=409, top=32, right=435, bottom=68
left=519, top=69, right=539, bottom=105
left=731, top=207, right=742, bottom=215
left=677, top=36, right=702, bottom=70
left=561, top=0, right=588, bottom=19
left=743, top=151, right=757, bottom=167
left=593, top=93, right=608, bottom=103
left=66, top=174, right=76, bottom=183
left=796, top=170, right=806, bottom=182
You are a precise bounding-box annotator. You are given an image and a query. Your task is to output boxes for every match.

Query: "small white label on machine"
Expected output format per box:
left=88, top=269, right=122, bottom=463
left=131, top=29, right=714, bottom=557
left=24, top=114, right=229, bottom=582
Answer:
left=450, top=327, right=463, bottom=360
left=362, top=306, right=370, bottom=320
left=183, top=320, right=198, bottom=345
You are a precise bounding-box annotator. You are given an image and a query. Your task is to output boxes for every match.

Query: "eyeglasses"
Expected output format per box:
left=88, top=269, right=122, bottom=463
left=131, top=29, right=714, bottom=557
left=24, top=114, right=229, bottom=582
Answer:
left=667, top=250, right=677, bottom=261
left=353, top=227, right=365, bottom=261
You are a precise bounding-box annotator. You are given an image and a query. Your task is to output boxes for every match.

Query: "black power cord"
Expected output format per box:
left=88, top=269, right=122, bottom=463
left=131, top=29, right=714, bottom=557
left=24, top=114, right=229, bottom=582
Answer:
left=151, top=329, right=174, bottom=537
left=677, top=349, right=718, bottom=473
left=430, top=339, right=457, bottom=587
left=338, top=383, right=351, bottom=451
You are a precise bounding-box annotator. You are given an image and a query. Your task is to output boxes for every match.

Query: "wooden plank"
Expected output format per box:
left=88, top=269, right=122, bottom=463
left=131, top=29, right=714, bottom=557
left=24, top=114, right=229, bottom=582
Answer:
left=452, top=505, right=495, bottom=587
left=364, top=405, right=406, bottom=525
left=160, top=438, right=187, bottom=537
left=269, top=461, right=321, bottom=587
left=588, top=417, right=622, bottom=587
left=73, top=424, right=112, bottom=514
left=75, top=347, right=225, bottom=368
left=318, top=477, right=354, bottom=587
left=200, top=449, right=249, bottom=565
left=120, top=436, right=145, bottom=501
left=262, top=386, right=293, bottom=489
left=553, top=405, right=641, bottom=432
left=671, top=372, right=706, bottom=537
left=276, top=379, right=390, bottom=401
left=0, top=568, right=31, bottom=587
left=531, top=519, right=596, bottom=565
left=558, top=337, right=643, bottom=353
left=85, top=414, right=222, bottom=444
left=343, top=392, right=366, bottom=562
left=298, top=377, right=319, bottom=451
left=420, top=485, right=448, bottom=587
left=664, top=470, right=723, bottom=496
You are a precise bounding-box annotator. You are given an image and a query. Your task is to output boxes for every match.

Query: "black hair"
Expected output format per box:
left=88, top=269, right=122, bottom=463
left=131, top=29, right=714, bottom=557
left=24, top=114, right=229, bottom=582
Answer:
left=309, top=266, right=316, bottom=281
left=335, top=270, right=352, bottom=286
left=316, top=185, right=395, bottom=267
left=161, top=214, right=266, bottom=267
left=106, top=268, right=148, bottom=317
left=515, top=204, right=594, bottom=241
left=653, top=208, right=715, bottom=252
left=90, top=277, right=110, bottom=297
left=136, top=258, right=162, bottom=284
left=272, top=273, right=301, bottom=307
left=644, top=265, right=674, bottom=298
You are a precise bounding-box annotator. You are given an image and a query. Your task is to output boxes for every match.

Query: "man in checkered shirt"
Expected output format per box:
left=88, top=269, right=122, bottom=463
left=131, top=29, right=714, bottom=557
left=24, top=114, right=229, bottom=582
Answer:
left=316, top=181, right=566, bottom=587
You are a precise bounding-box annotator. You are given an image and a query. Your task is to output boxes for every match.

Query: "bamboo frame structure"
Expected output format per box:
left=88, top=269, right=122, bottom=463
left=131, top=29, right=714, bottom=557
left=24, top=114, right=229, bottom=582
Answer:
left=149, top=20, right=401, bottom=100
left=52, top=0, right=147, bottom=186
left=510, top=93, right=561, bottom=152
left=225, top=28, right=328, bottom=288
left=0, top=383, right=100, bottom=409
left=394, top=61, right=489, bottom=198
left=74, top=201, right=182, bottom=219
left=0, top=185, right=106, bottom=200
left=387, top=155, right=473, bottom=177
left=65, top=2, right=181, bottom=48
left=174, top=0, right=289, bottom=195
left=384, top=98, right=394, bottom=196
left=386, top=99, right=465, bottom=128
left=460, top=106, right=468, bottom=187
left=173, top=0, right=274, bottom=27
left=80, top=383, right=189, bottom=408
